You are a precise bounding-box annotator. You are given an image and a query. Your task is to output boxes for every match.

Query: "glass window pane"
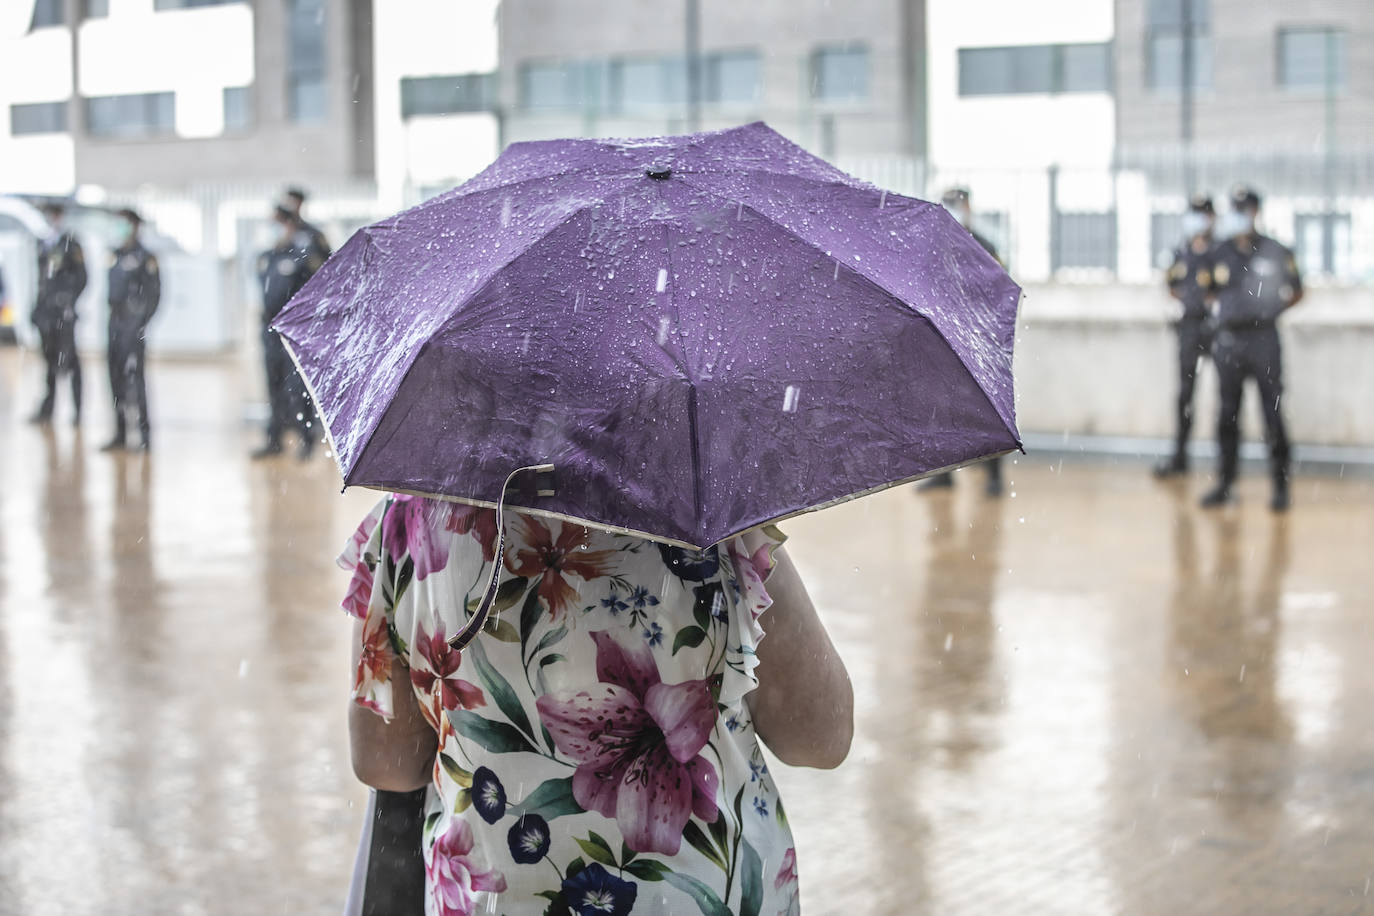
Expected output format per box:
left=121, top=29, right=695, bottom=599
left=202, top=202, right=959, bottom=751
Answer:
left=522, top=63, right=582, bottom=110
left=224, top=86, right=252, bottom=130
left=814, top=47, right=868, bottom=101
left=1148, top=34, right=1210, bottom=89
left=1012, top=45, right=1054, bottom=92
left=10, top=101, right=68, bottom=135
left=959, top=47, right=1014, bottom=96
left=1147, top=0, right=1209, bottom=28
left=85, top=92, right=174, bottom=137
left=613, top=59, right=671, bottom=110
left=1062, top=43, right=1111, bottom=92
left=29, top=0, right=64, bottom=29
left=84, top=0, right=110, bottom=18
left=1280, top=29, right=1345, bottom=90
left=706, top=52, right=760, bottom=105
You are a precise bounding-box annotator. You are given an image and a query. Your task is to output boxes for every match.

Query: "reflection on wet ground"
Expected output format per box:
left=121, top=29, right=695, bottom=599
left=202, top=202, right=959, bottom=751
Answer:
left=2, top=352, right=1373, bottom=914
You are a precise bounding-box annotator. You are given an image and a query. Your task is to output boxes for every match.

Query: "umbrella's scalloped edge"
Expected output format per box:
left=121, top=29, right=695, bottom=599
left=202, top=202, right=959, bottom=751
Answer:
left=340, top=445, right=1023, bottom=553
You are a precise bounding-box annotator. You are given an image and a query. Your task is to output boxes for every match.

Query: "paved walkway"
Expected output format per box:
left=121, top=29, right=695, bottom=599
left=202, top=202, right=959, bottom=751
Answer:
left=2, top=351, right=1373, bottom=915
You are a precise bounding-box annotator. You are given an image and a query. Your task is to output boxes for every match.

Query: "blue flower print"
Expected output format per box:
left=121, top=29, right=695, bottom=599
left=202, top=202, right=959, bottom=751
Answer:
left=600, top=590, right=628, bottom=616
left=507, top=813, right=551, bottom=865
left=642, top=622, right=664, bottom=647
left=749, top=760, right=766, bottom=783
left=753, top=796, right=769, bottom=817
left=471, top=766, right=506, bottom=824
left=657, top=543, right=720, bottom=582
left=561, top=863, right=637, bottom=916
left=628, top=585, right=660, bottom=610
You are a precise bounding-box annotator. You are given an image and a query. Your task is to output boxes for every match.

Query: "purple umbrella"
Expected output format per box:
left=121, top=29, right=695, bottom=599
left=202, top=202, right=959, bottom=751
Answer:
left=274, top=122, right=1020, bottom=553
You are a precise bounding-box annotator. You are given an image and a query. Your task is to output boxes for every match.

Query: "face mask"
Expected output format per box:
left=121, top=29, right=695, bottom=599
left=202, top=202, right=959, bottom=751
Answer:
left=1180, top=212, right=1211, bottom=238
left=115, top=221, right=134, bottom=244
left=1215, top=210, right=1253, bottom=240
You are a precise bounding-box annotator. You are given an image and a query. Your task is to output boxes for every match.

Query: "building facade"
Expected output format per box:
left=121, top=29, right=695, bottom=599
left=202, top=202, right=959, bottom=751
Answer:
left=496, top=0, right=926, bottom=161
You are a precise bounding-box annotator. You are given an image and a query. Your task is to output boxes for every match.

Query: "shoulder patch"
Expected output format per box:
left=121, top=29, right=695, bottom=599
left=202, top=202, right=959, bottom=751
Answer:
left=146, top=256, right=158, bottom=275
left=1212, top=262, right=1230, bottom=287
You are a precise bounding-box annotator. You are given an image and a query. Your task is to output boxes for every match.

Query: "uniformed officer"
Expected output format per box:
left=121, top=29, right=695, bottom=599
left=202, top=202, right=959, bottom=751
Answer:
left=101, top=209, right=161, bottom=452
left=29, top=201, right=87, bottom=426
left=282, top=186, right=332, bottom=266
left=1154, top=194, right=1216, bottom=477
left=919, top=187, right=1006, bottom=496
left=1200, top=186, right=1303, bottom=512
left=253, top=205, right=323, bottom=460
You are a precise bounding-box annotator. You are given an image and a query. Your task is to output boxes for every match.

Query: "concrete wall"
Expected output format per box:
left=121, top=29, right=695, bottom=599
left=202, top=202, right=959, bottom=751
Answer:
left=1014, top=283, right=1374, bottom=448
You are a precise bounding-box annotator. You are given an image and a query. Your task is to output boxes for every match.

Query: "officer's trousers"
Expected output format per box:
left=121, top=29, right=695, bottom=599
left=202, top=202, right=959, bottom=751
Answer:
left=1169, top=316, right=1212, bottom=460
left=36, top=318, right=82, bottom=419
left=108, top=320, right=149, bottom=442
left=1213, top=325, right=1290, bottom=486
left=261, top=324, right=308, bottom=445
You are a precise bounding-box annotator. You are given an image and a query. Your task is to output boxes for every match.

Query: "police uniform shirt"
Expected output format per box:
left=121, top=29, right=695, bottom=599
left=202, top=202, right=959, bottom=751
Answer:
left=37, top=232, right=86, bottom=305
left=258, top=238, right=324, bottom=320
left=1209, top=234, right=1301, bottom=328
left=1166, top=238, right=1213, bottom=320
left=108, top=244, right=161, bottom=324
left=969, top=229, right=1000, bottom=265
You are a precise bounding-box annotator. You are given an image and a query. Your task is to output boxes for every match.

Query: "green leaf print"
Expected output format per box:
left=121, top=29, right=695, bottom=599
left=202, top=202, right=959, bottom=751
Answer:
left=449, top=710, right=537, bottom=755
left=574, top=831, right=618, bottom=868
left=739, top=839, right=764, bottom=916
left=623, top=858, right=670, bottom=882
left=708, top=810, right=729, bottom=858
left=482, top=616, right=521, bottom=643
left=468, top=639, right=535, bottom=742
left=682, top=820, right=727, bottom=870
left=662, top=871, right=732, bottom=916
left=672, top=625, right=707, bottom=656
left=531, top=624, right=568, bottom=659
left=507, top=776, right=581, bottom=821
left=518, top=586, right=543, bottom=646
left=438, top=754, right=473, bottom=787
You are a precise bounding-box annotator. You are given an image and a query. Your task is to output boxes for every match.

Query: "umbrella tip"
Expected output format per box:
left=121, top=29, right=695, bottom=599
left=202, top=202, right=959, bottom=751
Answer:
left=646, top=167, right=672, bottom=180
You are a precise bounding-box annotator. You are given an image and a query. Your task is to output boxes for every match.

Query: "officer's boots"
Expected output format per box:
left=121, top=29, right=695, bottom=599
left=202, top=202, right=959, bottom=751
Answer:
left=1199, top=480, right=1233, bottom=508
left=1271, top=470, right=1291, bottom=513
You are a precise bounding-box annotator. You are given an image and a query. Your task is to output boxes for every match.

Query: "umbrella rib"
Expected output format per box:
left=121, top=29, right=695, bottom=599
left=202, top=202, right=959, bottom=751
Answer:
left=680, top=184, right=1021, bottom=449
left=656, top=200, right=705, bottom=541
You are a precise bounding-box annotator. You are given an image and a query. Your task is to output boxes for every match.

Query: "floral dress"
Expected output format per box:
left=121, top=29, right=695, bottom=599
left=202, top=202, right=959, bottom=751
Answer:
left=339, top=494, right=802, bottom=916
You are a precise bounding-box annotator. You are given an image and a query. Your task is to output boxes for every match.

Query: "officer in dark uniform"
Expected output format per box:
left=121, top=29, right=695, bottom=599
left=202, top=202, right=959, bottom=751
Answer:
left=1200, top=186, right=1303, bottom=512
left=919, top=187, right=1006, bottom=496
left=283, top=186, right=332, bottom=264
left=29, top=201, right=87, bottom=426
left=101, top=209, right=161, bottom=451
left=1154, top=194, right=1216, bottom=477
left=253, top=205, right=324, bottom=460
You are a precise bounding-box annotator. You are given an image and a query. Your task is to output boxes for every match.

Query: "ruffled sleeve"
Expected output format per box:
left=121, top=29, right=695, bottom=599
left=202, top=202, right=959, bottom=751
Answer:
left=718, top=524, right=787, bottom=708
left=338, top=498, right=398, bottom=720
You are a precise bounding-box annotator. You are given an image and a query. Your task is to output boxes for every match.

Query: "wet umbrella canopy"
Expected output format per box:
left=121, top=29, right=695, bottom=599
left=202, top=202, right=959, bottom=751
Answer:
left=273, top=122, right=1021, bottom=550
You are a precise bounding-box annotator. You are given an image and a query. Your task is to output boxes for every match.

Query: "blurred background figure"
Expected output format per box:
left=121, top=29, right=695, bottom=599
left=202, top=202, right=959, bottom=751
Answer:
left=919, top=186, right=1005, bottom=496
left=1154, top=193, right=1215, bottom=478
left=101, top=209, right=161, bottom=452
left=0, top=263, right=16, bottom=347
left=28, top=201, right=87, bottom=427
left=282, top=186, right=332, bottom=264
left=1201, top=186, right=1303, bottom=512
left=252, top=205, right=321, bottom=461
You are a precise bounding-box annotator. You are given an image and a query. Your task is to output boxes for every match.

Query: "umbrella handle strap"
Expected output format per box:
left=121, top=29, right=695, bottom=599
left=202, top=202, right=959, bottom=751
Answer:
left=447, top=464, right=555, bottom=651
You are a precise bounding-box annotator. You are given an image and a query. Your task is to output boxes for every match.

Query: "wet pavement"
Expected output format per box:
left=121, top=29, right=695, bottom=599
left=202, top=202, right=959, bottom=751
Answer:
left=2, top=350, right=1374, bottom=915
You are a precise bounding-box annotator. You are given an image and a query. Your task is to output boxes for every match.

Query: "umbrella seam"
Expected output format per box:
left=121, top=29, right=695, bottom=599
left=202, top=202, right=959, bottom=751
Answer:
left=679, top=182, right=1021, bottom=449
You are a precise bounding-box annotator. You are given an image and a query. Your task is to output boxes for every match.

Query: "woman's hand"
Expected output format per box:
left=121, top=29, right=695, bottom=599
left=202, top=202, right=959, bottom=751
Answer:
left=348, top=618, right=438, bottom=792
left=747, top=547, right=854, bottom=769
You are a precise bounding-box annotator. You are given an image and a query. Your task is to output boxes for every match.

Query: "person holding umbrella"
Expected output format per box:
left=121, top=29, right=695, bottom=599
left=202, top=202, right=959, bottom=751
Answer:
left=101, top=208, right=161, bottom=452
left=29, top=200, right=87, bottom=426
left=281, top=124, right=1022, bottom=915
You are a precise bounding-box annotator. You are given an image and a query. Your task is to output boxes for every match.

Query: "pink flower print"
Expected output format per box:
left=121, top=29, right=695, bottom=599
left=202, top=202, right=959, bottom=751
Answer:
left=352, top=605, right=394, bottom=718
left=337, top=509, right=378, bottom=571
left=536, top=630, right=719, bottom=855
left=426, top=819, right=507, bottom=916
left=774, top=847, right=798, bottom=890
left=340, top=560, right=373, bottom=619
left=447, top=504, right=500, bottom=563
left=381, top=494, right=454, bottom=581
left=506, top=517, right=618, bottom=620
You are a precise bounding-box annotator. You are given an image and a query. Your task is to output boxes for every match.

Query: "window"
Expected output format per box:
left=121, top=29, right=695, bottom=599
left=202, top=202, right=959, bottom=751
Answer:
left=1054, top=211, right=1117, bottom=272
left=10, top=101, right=68, bottom=136
left=84, top=0, right=110, bottom=18
left=287, top=0, right=327, bottom=123
left=705, top=51, right=761, bottom=106
left=85, top=92, right=175, bottom=138
left=400, top=74, right=496, bottom=118
left=958, top=44, right=1111, bottom=96
left=1278, top=28, right=1346, bottom=91
left=813, top=46, right=868, bottom=102
left=154, top=0, right=243, bottom=9
left=609, top=57, right=682, bottom=112
left=1150, top=212, right=1185, bottom=269
left=522, top=62, right=585, bottom=110
left=1295, top=212, right=1350, bottom=277
left=1147, top=0, right=1212, bottom=90
left=29, top=0, right=64, bottom=29
left=223, top=86, right=252, bottom=131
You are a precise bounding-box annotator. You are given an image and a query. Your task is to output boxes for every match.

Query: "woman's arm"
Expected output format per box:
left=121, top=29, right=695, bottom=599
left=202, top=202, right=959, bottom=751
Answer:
left=746, top=547, right=854, bottom=769
left=348, top=618, right=438, bottom=792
